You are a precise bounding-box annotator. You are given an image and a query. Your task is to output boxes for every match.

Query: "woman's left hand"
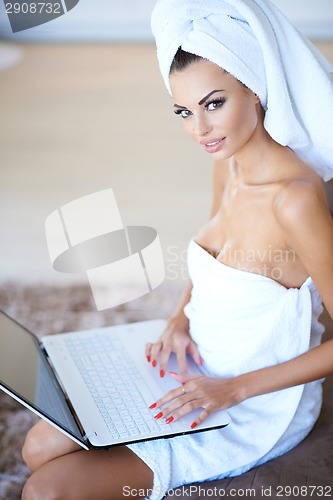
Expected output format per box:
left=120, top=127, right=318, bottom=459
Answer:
left=150, top=372, right=244, bottom=428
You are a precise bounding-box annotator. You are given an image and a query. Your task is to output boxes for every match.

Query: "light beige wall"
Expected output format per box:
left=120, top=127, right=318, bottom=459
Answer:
left=0, top=42, right=332, bottom=286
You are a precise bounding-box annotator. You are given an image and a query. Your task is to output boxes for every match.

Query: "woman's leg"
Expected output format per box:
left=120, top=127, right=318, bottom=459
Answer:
left=22, top=420, right=154, bottom=500
left=22, top=446, right=153, bottom=500
left=22, top=419, right=81, bottom=472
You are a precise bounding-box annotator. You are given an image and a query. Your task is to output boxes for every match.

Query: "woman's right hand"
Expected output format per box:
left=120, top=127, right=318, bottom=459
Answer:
left=145, top=314, right=202, bottom=377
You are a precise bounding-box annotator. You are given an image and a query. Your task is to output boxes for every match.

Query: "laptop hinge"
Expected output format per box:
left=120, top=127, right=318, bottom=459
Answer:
left=41, top=343, right=88, bottom=442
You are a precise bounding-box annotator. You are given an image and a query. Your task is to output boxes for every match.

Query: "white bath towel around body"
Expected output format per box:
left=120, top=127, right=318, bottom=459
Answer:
left=127, top=239, right=324, bottom=500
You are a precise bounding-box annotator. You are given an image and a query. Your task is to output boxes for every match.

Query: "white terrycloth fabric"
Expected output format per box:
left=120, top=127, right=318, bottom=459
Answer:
left=127, top=239, right=325, bottom=500
left=151, top=0, right=333, bottom=181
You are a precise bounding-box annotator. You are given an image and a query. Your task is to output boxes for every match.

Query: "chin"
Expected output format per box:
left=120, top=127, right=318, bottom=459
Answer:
left=210, top=149, right=233, bottom=161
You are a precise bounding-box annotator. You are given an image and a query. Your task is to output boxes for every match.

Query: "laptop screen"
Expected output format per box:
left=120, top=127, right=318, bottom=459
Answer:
left=0, top=311, right=84, bottom=443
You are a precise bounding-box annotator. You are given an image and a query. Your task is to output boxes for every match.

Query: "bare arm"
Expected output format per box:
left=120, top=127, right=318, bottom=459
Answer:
left=241, top=179, right=333, bottom=398
left=169, top=158, right=227, bottom=320
left=153, top=177, right=333, bottom=426
left=146, top=159, right=227, bottom=375
left=172, top=160, right=228, bottom=316
left=239, top=338, right=333, bottom=402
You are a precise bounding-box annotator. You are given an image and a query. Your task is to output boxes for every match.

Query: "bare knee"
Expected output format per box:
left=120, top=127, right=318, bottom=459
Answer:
left=22, top=420, right=80, bottom=472
left=22, top=473, right=62, bottom=500
left=22, top=426, right=48, bottom=472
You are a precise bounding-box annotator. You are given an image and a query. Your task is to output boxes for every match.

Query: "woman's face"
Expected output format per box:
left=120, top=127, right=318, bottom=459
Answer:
left=169, top=59, right=262, bottom=160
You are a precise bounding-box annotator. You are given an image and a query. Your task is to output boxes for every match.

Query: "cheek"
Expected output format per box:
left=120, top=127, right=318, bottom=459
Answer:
left=228, top=100, right=258, bottom=134
left=182, top=117, right=195, bottom=137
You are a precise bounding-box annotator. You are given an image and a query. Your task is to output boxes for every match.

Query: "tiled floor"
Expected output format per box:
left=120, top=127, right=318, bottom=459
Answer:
left=1, top=41, right=332, bottom=285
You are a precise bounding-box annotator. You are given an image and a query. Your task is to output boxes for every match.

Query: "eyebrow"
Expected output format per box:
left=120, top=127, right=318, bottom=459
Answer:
left=198, top=89, right=225, bottom=105
left=173, top=89, right=225, bottom=109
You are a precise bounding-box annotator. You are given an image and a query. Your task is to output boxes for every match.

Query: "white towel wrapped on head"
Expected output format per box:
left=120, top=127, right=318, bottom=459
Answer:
left=151, top=0, right=333, bottom=181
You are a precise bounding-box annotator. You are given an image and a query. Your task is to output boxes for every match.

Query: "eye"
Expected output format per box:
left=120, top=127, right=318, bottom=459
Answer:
left=205, top=98, right=226, bottom=111
left=174, top=108, right=192, bottom=119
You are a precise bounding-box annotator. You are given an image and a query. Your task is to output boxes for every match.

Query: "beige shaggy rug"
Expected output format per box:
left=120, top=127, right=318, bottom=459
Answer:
left=0, top=281, right=180, bottom=499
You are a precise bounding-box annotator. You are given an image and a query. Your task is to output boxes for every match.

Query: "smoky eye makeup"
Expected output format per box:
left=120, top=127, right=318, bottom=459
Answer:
left=173, top=96, right=226, bottom=118
left=173, top=108, right=192, bottom=118
left=204, top=97, right=226, bottom=110
left=174, top=109, right=190, bottom=118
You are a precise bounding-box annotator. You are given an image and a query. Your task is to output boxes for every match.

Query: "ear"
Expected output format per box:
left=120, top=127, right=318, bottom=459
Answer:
left=254, top=93, right=260, bottom=104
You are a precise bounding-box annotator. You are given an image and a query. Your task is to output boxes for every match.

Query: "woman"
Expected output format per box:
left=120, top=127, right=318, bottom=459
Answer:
left=22, top=0, right=333, bottom=499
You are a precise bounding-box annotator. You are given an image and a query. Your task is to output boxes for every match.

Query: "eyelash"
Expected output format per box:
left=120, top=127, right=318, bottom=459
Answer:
left=205, top=98, right=226, bottom=110
left=174, top=98, right=226, bottom=118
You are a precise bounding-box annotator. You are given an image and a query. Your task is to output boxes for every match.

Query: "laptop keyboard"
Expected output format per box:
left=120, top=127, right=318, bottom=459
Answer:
left=63, top=332, right=171, bottom=440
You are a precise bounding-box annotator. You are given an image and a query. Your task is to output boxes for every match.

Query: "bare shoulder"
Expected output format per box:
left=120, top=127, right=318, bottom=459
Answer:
left=273, top=164, right=331, bottom=234
left=273, top=161, right=333, bottom=314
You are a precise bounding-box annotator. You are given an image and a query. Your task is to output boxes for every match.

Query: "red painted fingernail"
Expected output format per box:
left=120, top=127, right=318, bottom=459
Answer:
left=149, top=402, right=157, bottom=410
left=199, top=358, right=203, bottom=366
left=191, top=422, right=198, bottom=429
left=146, top=355, right=151, bottom=363
left=165, top=416, right=174, bottom=424
left=154, top=412, right=163, bottom=420
left=160, top=370, right=165, bottom=378
left=152, top=360, right=157, bottom=368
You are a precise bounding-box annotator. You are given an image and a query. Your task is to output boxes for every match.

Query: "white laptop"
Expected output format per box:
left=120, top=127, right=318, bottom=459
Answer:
left=0, top=310, right=230, bottom=450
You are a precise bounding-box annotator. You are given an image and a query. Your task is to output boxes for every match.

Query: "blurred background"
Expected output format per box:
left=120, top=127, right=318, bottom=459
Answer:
left=0, top=0, right=333, bottom=289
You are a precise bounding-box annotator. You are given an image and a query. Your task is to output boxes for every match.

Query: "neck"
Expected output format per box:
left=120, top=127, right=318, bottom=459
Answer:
left=231, top=112, right=280, bottom=184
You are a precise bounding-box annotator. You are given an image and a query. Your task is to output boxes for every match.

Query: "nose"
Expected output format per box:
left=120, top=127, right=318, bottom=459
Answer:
left=192, top=114, right=212, bottom=137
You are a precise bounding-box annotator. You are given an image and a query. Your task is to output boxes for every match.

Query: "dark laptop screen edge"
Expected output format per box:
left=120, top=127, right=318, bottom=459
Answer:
left=0, top=310, right=88, bottom=449
left=0, top=381, right=89, bottom=450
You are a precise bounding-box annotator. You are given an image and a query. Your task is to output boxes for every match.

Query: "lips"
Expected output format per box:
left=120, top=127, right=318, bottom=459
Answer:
left=200, top=138, right=226, bottom=154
